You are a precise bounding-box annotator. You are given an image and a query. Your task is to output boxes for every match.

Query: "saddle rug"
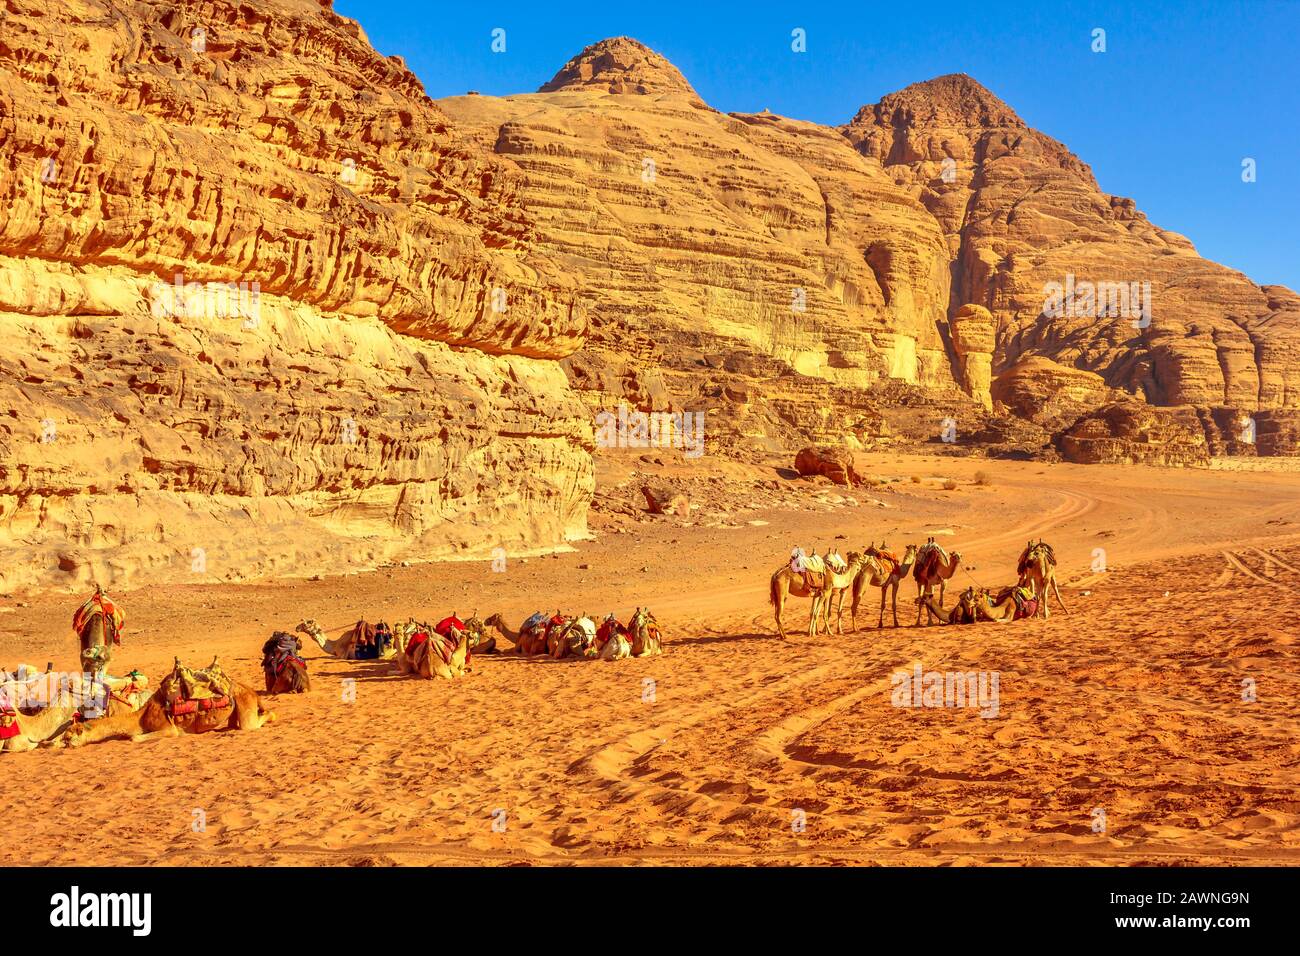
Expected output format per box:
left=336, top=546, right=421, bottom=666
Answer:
left=160, top=659, right=233, bottom=717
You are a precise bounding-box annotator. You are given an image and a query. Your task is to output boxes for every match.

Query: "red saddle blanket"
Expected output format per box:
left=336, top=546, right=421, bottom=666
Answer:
left=168, top=696, right=231, bottom=716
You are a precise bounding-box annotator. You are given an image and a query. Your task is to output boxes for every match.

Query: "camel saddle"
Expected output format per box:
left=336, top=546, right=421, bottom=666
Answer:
left=161, top=659, right=232, bottom=717
left=915, top=543, right=949, bottom=579
left=793, top=551, right=827, bottom=589
left=73, top=589, right=125, bottom=645
left=867, top=546, right=900, bottom=575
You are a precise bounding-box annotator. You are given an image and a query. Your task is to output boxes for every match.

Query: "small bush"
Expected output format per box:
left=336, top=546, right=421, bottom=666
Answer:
left=974, top=470, right=992, bottom=486
left=910, top=475, right=921, bottom=484
left=943, top=478, right=958, bottom=491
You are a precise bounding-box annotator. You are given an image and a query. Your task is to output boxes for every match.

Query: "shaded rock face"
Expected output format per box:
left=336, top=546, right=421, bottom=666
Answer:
left=991, top=356, right=1116, bottom=429
left=1056, top=404, right=1210, bottom=466
left=0, top=0, right=592, bottom=590
left=844, top=74, right=1300, bottom=414
left=948, top=303, right=995, bottom=409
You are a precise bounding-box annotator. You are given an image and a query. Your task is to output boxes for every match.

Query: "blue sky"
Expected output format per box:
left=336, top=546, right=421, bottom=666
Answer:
left=337, top=0, right=1300, bottom=290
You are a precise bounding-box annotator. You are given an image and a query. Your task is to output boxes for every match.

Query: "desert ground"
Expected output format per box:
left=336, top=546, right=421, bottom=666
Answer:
left=1, top=452, right=1298, bottom=866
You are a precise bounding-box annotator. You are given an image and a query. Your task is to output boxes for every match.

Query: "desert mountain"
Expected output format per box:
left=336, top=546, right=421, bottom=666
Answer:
left=443, top=43, right=1300, bottom=460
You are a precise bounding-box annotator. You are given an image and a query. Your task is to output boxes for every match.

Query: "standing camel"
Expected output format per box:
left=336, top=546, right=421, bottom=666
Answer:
left=1017, top=540, right=1067, bottom=618
left=850, top=543, right=919, bottom=629
left=72, top=585, right=125, bottom=679
left=913, top=539, right=963, bottom=625
left=822, top=552, right=872, bottom=635
left=769, top=560, right=835, bottom=641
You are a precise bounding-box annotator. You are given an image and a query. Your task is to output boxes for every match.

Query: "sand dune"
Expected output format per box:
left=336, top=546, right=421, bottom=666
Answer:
left=1, top=455, right=1297, bottom=865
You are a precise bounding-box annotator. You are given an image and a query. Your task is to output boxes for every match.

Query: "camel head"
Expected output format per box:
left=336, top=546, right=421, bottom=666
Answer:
left=294, top=620, right=319, bottom=636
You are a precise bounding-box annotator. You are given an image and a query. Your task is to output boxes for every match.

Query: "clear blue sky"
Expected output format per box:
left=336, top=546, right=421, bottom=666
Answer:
left=337, top=0, right=1300, bottom=290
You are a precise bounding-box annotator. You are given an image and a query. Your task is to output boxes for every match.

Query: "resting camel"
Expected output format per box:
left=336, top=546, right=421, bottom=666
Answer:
left=57, top=659, right=274, bottom=748
left=913, top=539, right=963, bottom=625
left=1, top=676, right=151, bottom=753
left=916, top=587, right=982, bottom=626
left=971, top=585, right=1039, bottom=623
left=596, top=615, right=632, bottom=660
left=391, top=620, right=470, bottom=679
left=1017, top=540, right=1067, bottom=618
left=483, top=612, right=554, bottom=656
left=627, top=608, right=664, bottom=657
left=295, top=619, right=357, bottom=659
left=261, top=634, right=310, bottom=695
left=850, top=543, right=919, bottom=629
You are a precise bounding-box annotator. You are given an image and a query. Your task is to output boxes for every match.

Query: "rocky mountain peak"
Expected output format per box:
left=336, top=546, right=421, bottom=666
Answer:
left=540, top=37, right=699, bottom=99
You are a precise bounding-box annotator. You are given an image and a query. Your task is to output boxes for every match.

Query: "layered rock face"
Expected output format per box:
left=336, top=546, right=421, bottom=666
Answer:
left=0, top=0, right=592, bottom=590
left=443, top=45, right=1300, bottom=460
left=844, top=74, right=1300, bottom=414
left=440, top=38, right=968, bottom=458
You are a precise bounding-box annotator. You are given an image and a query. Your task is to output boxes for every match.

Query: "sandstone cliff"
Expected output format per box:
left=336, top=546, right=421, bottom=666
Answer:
left=0, top=0, right=592, bottom=590
left=442, top=43, right=1300, bottom=463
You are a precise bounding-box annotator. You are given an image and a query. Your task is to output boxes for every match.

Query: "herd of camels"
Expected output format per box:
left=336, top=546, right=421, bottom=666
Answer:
left=770, top=539, right=1067, bottom=640
left=1, top=539, right=1063, bottom=753
left=0, top=603, right=664, bottom=753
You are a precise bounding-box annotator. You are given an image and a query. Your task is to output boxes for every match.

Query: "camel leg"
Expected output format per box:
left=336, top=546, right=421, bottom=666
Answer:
left=938, top=579, right=946, bottom=607
left=891, top=581, right=901, bottom=627
left=877, top=586, right=886, bottom=629
left=131, top=724, right=183, bottom=743
left=1050, top=574, right=1068, bottom=614
left=834, top=589, right=846, bottom=635
left=774, top=585, right=788, bottom=640
left=915, top=583, right=926, bottom=626
left=808, top=593, right=819, bottom=639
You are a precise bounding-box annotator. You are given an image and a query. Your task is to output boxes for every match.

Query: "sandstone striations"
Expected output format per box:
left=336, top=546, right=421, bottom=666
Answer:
left=0, top=0, right=592, bottom=590
left=444, top=46, right=1300, bottom=463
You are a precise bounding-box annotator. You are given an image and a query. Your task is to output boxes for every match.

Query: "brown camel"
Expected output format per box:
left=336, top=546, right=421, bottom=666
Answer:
left=261, top=633, right=311, bottom=695
left=483, top=612, right=557, bottom=656
left=849, top=543, right=919, bottom=629
left=913, top=539, right=963, bottom=624
left=56, top=659, right=274, bottom=748
left=73, top=585, right=125, bottom=678
left=970, top=586, right=1035, bottom=623
left=1017, top=540, right=1067, bottom=618
left=916, top=587, right=982, bottom=626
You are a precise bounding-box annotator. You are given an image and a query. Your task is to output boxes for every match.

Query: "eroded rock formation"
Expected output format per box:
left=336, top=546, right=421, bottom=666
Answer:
left=0, top=0, right=592, bottom=590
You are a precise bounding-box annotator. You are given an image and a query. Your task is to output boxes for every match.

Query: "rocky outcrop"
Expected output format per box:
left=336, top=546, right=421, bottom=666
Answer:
left=991, top=357, right=1115, bottom=428
left=0, top=0, right=592, bottom=590
left=794, top=445, right=863, bottom=486
left=1056, top=404, right=1210, bottom=466
left=844, top=74, right=1300, bottom=417
left=948, top=304, right=995, bottom=409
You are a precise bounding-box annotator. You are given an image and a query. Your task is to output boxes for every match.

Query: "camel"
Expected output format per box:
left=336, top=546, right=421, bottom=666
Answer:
left=295, top=619, right=357, bottom=659
left=770, top=558, right=837, bottom=641
left=548, top=615, right=598, bottom=660
left=913, top=539, right=963, bottom=625
left=57, top=658, right=274, bottom=748
left=261, top=633, right=310, bottom=695
left=1, top=676, right=151, bottom=753
left=72, top=585, right=125, bottom=678
left=849, top=543, right=919, bottom=629
left=628, top=607, right=664, bottom=656
left=971, top=585, right=1039, bottom=623
left=483, top=611, right=555, bottom=656
left=916, top=587, right=982, bottom=626
left=391, top=620, right=470, bottom=679
left=596, top=615, right=632, bottom=660
left=822, top=552, right=873, bottom=635
left=1017, top=540, right=1067, bottom=618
